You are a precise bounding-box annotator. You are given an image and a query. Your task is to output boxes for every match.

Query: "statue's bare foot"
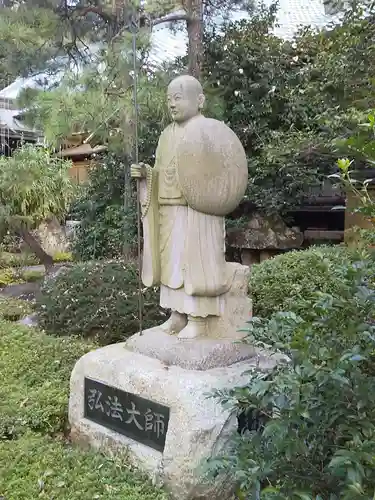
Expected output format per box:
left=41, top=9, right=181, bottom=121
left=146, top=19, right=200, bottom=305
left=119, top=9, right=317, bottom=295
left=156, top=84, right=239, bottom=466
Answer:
left=160, top=311, right=187, bottom=335
left=178, top=316, right=207, bottom=340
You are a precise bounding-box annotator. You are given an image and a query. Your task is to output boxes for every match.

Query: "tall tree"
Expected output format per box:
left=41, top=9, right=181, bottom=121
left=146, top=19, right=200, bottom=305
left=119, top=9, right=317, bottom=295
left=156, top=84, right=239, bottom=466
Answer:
left=148, top=0, right=254, bottom=78
left=0, top=0, right=254, bottom=85
left=5, top=0, right=250, bottom=150
left=0, top=0, right=255, bottom=179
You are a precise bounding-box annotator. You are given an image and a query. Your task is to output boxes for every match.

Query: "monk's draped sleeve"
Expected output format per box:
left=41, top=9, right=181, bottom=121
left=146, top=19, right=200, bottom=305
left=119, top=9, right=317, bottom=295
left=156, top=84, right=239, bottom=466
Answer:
left=139, top=163, right=160, bottom=288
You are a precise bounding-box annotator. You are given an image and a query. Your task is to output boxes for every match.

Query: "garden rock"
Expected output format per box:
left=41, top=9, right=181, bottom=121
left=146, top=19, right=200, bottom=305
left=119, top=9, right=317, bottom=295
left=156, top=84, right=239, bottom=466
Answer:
left=18, top=313, right=38, bottom=327
left=33, top=217, right=70, bottom=255
left=43, top=265, right=71, bottom=284
left=227, top=212, right=303, bottom=250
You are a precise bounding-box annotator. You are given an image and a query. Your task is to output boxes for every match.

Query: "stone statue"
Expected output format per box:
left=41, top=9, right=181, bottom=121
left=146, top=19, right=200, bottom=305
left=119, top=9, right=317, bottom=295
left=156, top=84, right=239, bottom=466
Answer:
left=131, top=75, right=248, bottom=340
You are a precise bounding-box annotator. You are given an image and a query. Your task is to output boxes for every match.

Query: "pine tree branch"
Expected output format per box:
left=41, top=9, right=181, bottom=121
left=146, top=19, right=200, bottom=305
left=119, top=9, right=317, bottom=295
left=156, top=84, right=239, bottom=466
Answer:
left=152, top=13, right=190, bottom=27
left=73, top=5, right=114, bottom=24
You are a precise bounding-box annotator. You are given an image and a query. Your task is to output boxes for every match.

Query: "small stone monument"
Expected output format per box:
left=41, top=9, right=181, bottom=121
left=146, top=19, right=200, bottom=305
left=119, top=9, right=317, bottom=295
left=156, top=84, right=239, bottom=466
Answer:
left=69, top=76, right=280, bottom=500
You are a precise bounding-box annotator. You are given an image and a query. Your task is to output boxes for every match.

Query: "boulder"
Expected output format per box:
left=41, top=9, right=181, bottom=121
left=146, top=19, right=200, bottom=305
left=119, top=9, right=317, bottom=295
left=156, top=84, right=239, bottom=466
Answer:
left=227, top=212, right=303, bottom=250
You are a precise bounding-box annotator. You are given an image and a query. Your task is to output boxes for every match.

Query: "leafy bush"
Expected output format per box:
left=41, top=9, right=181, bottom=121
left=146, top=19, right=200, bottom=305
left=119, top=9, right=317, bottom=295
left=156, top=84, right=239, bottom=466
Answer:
left=330, top=120, right=375, bottom=247
left=52, top=250, right=73, bottom=263
left=0, top=297, right=33, bottom=321
left=0, top=145, right=75, bottom=271
left=71, top=153, right=137, bottom=261
left=203, top=4, right=375, bottom=215
left=0, top=433, right=168, bottom=500
left=0, top=322, right=96, bottom=440
left=0, top=267, right=20, bottom=286
left=36, top=260, right=165, bottom=344
left=210, top=256, right=375, bottom=499
left=0, top=267, right=44, bottom=287
left=0, top=251, right=35, bottom=268
left=0, top=232, right=23, bottom=253
left=20, top=269, right=44, bottom=282
left=250, top=245, right=375, bottom=318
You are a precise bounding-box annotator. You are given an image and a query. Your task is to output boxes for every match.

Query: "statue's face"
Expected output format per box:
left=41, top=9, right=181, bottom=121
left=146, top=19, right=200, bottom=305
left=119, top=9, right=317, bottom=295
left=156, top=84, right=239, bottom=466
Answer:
left=167, top=82, right=200, bottom=123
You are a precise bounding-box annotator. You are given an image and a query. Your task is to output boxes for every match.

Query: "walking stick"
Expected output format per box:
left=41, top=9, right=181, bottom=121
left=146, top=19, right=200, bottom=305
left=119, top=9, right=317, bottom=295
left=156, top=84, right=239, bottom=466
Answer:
left=130, top=11, right=143, bottom=336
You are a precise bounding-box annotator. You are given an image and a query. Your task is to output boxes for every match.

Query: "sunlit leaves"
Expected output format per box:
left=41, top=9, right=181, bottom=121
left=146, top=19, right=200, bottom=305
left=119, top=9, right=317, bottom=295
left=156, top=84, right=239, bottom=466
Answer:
left=208, top=254, right=375, bottom=498
left=0, top=144, right=75, bottom=228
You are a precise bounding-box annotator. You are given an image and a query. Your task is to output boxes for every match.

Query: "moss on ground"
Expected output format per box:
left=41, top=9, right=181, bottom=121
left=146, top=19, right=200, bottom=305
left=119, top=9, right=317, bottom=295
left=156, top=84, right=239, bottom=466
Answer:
left=0, top=251, right=73, bottom=269
left=0, top=322, right=168, bottom=499
left=0, top=322, right=96, bottom=439
left=0, top=432, right=168, bottom=499
left=0, top=297, right=33, bottom=321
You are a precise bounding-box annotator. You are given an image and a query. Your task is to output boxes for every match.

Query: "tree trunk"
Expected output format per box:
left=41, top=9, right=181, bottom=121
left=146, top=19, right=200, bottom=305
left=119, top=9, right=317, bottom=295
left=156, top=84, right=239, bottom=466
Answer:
left=17, top=226, right=54, bottom=273
left=186, top=0, right=204, bottom=80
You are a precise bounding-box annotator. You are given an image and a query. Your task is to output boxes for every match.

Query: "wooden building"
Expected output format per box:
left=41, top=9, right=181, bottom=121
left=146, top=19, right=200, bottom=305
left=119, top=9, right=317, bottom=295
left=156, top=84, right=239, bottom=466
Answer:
left=57, top=133, right=107, bottom=184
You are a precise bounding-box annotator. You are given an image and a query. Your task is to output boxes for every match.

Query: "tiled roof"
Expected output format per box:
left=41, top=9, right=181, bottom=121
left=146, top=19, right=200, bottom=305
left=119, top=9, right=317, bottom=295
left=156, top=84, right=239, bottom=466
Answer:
left=0, top=78, right=39, bottom=101
left=0, top=107, right=39, bottom=137
left=265, top=0, right=341, bottom=39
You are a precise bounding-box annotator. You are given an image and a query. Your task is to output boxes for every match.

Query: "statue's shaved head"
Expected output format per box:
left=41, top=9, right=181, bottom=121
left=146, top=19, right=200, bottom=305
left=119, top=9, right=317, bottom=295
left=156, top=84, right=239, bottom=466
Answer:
left=168, top=75, right=203, bottom=98
left=167, top=75, right=205, bottom=123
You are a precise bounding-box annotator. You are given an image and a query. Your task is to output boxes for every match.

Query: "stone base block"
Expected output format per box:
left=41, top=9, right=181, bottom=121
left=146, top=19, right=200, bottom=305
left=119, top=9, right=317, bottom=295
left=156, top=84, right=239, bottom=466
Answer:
left=206, top=262, right=252, bottom=339
left=69, top=343, right=281, bottom=500
left=126, top=327, right=256, bottom=370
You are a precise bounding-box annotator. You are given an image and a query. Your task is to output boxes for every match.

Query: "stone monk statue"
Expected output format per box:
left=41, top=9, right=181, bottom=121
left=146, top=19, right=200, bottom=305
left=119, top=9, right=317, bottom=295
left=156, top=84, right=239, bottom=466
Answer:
left=131, top=75, right=248, bottom=340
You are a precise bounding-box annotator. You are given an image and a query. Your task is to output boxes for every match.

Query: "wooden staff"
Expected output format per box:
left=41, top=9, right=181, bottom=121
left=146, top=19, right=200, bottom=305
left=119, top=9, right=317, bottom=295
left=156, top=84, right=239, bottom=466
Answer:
left=131, top=13, right=144, bottom=336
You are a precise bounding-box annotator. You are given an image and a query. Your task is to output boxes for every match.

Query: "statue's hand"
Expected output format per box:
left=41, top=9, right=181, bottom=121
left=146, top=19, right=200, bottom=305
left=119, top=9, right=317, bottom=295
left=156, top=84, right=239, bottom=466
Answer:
left=130, top=162, right=148, bottom=179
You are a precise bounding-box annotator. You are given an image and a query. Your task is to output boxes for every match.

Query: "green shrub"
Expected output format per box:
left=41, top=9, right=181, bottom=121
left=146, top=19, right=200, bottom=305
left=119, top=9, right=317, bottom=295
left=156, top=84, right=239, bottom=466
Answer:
left=0, top=267, right=44, bottom=287
left=71, top=153, right=137, bottom=261
left=0, top=232, right=22, bottom=253
left=0, top=322, right=96, bottom=440
left=0, top=432, right=168, bottom=500
left=0, top=297, right=33, bottom=321
left=52, top=250, right=73, bottom=262
left=20, top=269, right=44, bottom=282
left=0, top=267, right=18, bottom=286
left=0, top=251, right=38, bottom=268
left=250, top=245, right=375, bottom=318
left=210, top=256, right=375, bottom=499
left=36, top=260, right=165, bottom=344
left=0, top=252, right=17, bottom=268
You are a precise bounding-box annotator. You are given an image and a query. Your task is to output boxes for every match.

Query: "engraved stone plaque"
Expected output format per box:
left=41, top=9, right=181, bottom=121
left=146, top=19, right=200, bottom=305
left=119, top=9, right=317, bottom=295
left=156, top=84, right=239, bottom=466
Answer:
left=84, top=377, right=170, bottom=452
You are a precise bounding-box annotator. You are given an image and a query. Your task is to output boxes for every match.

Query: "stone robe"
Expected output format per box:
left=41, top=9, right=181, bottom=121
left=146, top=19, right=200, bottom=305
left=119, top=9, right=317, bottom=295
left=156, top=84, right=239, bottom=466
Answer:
left=140, top=117, right=231, bottom=318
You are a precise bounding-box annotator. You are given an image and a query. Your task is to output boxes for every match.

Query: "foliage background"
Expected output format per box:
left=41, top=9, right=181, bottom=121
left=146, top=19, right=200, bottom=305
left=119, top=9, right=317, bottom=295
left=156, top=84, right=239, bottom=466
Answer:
left=3, top=2, right=374, bottom=222
left=203, top=2, right=375, bottom=214
left=70, top=153, right=137, bottom=261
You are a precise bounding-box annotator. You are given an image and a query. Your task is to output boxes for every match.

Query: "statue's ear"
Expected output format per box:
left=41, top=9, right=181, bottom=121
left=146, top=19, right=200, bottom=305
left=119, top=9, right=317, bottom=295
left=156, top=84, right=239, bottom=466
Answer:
left=198, top=93, right=205, bottom=109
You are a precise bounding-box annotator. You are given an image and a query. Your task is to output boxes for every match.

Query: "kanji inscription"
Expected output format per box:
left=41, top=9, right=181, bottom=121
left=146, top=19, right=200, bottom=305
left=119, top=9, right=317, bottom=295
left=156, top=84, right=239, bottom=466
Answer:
left=84, top=377, right=170, bottom=452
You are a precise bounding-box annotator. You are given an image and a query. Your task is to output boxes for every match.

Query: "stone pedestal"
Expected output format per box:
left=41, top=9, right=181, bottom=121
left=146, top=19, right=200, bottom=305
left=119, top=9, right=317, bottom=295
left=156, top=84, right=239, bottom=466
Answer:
left=69, top=263, right=267, bottom=498
left=69, top=338, right=281, bottom=500
left=126, top=328, right=255, bottom=370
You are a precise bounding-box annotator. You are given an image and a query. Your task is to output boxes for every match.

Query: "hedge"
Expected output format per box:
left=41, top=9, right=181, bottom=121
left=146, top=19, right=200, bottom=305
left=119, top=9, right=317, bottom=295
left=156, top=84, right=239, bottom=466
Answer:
left=250, top=245, right=375, bottom=318
left=36, top=260, right=165, bottom=344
